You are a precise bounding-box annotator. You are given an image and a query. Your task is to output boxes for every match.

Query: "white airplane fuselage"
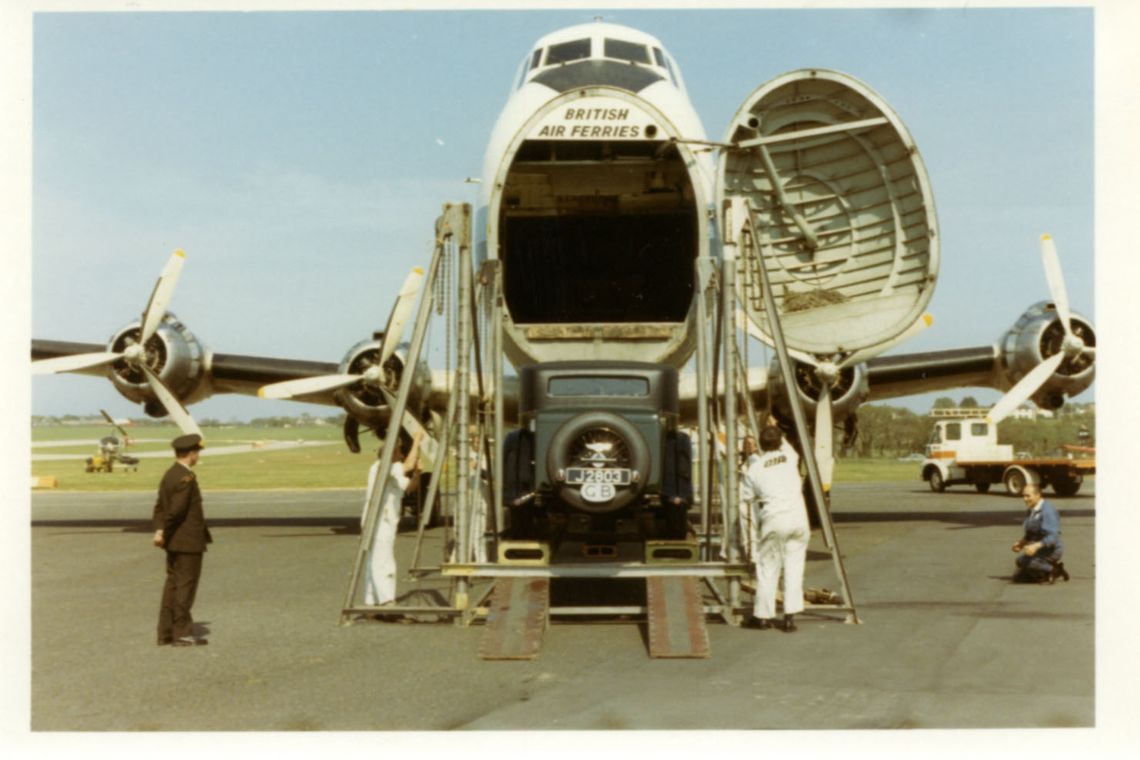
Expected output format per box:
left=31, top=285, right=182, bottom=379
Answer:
left=475, top=22, right=716, bottom=370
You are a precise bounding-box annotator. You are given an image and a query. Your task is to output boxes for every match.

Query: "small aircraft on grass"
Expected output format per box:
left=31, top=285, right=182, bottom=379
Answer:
left=84, top=409, right=140, bottom=473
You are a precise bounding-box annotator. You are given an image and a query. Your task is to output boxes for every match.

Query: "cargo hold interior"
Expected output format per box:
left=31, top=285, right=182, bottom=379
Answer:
left=500, top=140, right=698, bottom=324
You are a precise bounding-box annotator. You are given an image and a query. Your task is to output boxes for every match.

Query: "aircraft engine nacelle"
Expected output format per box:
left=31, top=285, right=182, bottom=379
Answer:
left=767, top=359, right=869, bottom=428
left=999, top=300, right=1096, bottom=410
left=106, top=313, right=207, bottom=416
left=332, top=339, right=430, bottom=432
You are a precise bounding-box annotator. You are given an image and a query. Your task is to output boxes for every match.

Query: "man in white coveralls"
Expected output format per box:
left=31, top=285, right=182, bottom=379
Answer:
left=361, top=430, right=424, bottom=610
left=740, top=418, right=810, bottom=632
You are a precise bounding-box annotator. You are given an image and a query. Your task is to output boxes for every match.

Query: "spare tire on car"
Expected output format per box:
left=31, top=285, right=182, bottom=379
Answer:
left=545, top=411, right=651, bottom=513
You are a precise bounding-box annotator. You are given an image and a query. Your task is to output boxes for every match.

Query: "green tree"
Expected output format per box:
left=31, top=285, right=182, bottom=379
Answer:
left=846, top=404, right=930, bottom=458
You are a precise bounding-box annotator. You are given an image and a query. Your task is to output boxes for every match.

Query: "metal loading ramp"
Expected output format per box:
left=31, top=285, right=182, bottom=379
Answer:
left=479, top=578, right=549, bottom=660
left=646, top=576, right=709, bottom=658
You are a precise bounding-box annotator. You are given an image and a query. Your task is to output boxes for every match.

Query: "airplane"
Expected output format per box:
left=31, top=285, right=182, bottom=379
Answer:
left=83, top=410, right=139, bottom=473
left=31, top=20, right=1095, bottom=542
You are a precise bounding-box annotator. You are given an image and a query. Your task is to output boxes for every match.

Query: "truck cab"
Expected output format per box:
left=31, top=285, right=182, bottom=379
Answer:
left=924, top=418, right=1012, bottom=463
left=922, top=417, right=1009, bottom=493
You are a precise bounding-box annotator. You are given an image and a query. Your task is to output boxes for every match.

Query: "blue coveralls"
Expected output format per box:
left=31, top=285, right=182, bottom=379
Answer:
left=1015, top=499, right=1064, bottom=582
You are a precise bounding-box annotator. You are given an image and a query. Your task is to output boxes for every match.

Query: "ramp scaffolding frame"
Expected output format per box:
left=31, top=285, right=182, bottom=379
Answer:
left=340, top=197, right=859, bottom=648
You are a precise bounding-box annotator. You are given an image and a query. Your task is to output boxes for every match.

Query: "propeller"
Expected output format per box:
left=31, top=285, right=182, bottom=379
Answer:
left=33, top=250, right=186, bottom=376
left=815, top=313, right=932, bottom=490
left=32, top=250, right=201, bottom=437
left=258, top=267, right=424, bottom=401
left=986, top=235, right=1093, bottom=426
left=740, top=310, right=933, bottom=491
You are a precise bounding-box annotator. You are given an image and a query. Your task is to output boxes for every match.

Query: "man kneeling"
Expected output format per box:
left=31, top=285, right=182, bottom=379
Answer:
left=1011, top=483, right=1069, bottom=584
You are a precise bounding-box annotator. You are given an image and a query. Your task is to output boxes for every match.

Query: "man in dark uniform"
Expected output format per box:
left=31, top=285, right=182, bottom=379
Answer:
left=153, top=433, right=212, bottom=646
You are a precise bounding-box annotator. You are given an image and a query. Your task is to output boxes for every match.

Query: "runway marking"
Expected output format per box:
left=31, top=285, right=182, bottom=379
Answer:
left=31, top=440, right=338, bottom=461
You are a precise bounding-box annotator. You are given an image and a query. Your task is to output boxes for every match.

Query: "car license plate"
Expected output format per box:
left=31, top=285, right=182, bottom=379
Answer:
left=580, top=482, right=616, bottom=503
left=566, top=467, right=631, bottom=485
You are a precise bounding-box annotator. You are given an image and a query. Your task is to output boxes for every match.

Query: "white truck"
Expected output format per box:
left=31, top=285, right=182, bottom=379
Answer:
left=920, top=416, right=1094, bottom=496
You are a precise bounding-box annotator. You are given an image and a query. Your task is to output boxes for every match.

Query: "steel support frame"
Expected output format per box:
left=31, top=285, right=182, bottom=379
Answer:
left=342, top=197, right=857, bottom=631
left=731, top=196, right=860, bottom=625
left=340, top=203, right=473, bottom=625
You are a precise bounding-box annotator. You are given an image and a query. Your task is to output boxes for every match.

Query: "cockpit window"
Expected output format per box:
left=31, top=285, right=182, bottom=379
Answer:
left=663, top=53, right=679, bottom=87
left=530, top=48, right=543, bottom=70
left=652, top=47, right=666, bottom=67
left=546, top=38, right=591, bottom=65
left=604, top=38, right=650, bottom=64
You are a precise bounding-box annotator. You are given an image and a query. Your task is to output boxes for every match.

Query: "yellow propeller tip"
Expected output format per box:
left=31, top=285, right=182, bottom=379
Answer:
left=923, top=313, right=933, bottom=326
left=413, top=266, right=424, bottom=274
left=1041, top=234, right=1052, bottom=241
left=174, top=249, right=186, bottom=257
left=257, top=389, right=267, bottom=398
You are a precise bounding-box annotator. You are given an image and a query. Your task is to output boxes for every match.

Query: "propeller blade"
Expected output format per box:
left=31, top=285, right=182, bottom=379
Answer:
left=100, top=409, right=131, bottom=438
left=1040, top=235, right=1072, bottom=336
left=140, top=364, right=202, bottom=437
left=140, top=250, right=186, bottom=343
left=839, top=313, right=934, bottom=368
left=814, top=382, right=835, bottom=492
left=258, top=373, right=362, bottom=399
left=986, top=352, right=1065, bottom=426
left=377, top=387, right=439, bottom=463
left=32, top=351, right=121, bottom=375
left=379, top=267, right=425, bottom=365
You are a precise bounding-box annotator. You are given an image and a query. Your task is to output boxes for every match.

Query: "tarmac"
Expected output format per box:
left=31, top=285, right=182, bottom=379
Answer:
left=29, top=480, right=1098, bottom=733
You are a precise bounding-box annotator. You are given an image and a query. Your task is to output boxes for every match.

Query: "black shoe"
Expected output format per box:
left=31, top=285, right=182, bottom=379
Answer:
left=157, top=637, right=173, bottom=646
left=171, top=636, right=208, bottom=647
left=743, top=617, right=772, bottom=630
left=1048, top=562, right=1067, bottom=587
left=782, top=614, right=797, bottom=633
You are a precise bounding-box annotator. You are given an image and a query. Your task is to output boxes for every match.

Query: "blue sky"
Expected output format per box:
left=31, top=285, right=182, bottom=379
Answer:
left=28, top=6, right=1098, bottom=420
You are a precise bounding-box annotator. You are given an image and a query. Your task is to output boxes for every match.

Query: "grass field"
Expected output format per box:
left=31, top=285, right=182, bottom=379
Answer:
left=32, top=424, right=371, bottom=491
left=32, top=424, right=925, bottom=492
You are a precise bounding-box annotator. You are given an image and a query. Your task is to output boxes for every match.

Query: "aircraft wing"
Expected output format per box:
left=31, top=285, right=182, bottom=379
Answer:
left=34, top=338, right=344, bottom=405
left=865, top=346, right=999, bottom=401
left=209, top=352, right=342, bottom=402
